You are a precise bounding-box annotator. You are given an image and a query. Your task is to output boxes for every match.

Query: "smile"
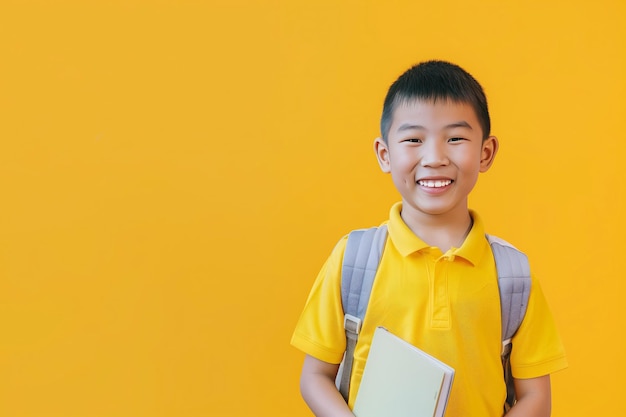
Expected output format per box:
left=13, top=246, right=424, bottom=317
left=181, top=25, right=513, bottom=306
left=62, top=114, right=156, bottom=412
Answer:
left=418, top=179, right=453, bottom=188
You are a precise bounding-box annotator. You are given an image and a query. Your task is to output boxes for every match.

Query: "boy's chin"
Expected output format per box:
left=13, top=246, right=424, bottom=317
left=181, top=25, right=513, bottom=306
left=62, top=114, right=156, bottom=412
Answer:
left=401, top=200, right=468, bottom=218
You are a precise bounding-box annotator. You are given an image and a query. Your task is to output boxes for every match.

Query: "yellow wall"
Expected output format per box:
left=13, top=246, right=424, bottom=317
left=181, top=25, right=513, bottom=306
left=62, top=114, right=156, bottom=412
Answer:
left=1, top=1, right=624, bottom=416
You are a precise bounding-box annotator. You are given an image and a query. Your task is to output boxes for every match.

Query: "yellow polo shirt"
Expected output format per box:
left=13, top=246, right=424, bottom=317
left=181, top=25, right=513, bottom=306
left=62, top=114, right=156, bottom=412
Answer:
left=291, top=203, right=567, bottom=416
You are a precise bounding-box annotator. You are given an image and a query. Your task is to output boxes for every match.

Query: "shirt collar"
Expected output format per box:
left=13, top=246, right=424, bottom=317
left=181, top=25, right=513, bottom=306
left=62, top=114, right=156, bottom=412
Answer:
left=386, top=202, right=490, bottom=265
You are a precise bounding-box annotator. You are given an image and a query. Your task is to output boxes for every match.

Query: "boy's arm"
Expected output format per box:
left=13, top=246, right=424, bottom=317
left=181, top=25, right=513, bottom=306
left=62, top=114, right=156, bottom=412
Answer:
left=505, top=375, right=552, bottom=417
left=300, top=355, right=354, bottom=417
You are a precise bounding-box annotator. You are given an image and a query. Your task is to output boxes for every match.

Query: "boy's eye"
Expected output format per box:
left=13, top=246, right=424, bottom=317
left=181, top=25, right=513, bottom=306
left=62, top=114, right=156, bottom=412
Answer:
left=403, top=138, right=422, bottom=143
left=448, top=137, right=465, bottom=143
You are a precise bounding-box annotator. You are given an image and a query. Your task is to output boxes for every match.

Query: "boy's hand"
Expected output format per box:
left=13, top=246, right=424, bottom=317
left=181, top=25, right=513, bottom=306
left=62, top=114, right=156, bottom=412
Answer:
left=505, top=375, right=552, bottom=417
left=300, top=355, right=355, bottom=417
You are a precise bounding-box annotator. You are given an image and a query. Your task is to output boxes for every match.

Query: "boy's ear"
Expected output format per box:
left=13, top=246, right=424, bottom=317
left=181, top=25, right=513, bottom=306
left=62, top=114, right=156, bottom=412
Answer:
left=374, top=137, right=391, bottom=173
left=479, top=136, right=499, bottom=172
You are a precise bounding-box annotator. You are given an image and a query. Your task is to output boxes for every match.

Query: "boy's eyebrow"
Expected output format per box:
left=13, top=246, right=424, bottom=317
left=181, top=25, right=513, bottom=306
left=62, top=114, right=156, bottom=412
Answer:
left=396, top=121, right=473, bottom=132
left=445, top=121, right=473, bottom=129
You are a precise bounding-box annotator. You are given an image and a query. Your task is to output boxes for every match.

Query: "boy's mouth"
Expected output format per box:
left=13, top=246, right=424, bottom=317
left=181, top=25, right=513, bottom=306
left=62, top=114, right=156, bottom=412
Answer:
left=417, top=179, right=453, bottom=188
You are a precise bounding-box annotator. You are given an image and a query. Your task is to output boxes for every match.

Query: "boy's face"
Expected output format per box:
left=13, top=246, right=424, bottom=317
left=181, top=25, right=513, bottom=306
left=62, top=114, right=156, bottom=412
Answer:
left=374, top=99, right=498, bottom=222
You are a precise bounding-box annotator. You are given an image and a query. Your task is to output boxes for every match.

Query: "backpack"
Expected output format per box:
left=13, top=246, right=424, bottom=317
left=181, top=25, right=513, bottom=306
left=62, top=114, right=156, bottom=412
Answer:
left=335, top=225, right=531, bottom=414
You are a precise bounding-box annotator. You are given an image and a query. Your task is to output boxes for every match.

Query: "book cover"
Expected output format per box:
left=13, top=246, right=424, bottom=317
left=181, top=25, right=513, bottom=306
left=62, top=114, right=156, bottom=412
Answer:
left=353, top=327, right=455, bottom=417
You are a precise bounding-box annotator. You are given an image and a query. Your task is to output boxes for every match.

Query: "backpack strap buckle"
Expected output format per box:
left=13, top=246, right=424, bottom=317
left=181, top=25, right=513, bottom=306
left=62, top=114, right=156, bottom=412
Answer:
left=501, top=338, right=512, bottom=357
left=344, top=314, right=362, bottom=336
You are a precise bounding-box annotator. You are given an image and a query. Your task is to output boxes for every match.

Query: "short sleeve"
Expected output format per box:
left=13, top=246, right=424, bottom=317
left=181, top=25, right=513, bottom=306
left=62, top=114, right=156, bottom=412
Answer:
left=290, top=236, right=349, bottom=364
left=510, top=276, right=568, bottom=379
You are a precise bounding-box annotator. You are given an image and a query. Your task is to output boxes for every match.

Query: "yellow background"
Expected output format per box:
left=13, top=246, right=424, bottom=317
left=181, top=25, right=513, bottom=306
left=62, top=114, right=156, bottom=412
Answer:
left=1, top=1, right=624, bottom=416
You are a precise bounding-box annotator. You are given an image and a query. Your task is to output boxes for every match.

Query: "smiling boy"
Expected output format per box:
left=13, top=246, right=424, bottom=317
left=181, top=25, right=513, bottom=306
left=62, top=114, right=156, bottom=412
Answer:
left=291, top=61, right=567, bottom=416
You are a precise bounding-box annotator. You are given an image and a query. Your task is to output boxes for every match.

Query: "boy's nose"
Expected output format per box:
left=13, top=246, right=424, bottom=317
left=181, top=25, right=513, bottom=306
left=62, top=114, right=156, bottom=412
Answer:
left=420, top=142, right=449, bottom=167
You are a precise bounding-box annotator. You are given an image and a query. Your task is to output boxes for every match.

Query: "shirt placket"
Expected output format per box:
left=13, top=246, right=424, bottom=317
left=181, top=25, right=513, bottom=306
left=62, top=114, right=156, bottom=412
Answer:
left=429, top=253, right=452, bottom=329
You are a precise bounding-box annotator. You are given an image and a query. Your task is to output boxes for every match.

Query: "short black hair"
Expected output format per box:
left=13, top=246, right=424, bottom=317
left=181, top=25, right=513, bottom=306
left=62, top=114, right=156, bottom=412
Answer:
left=380, top=60, right=491, bottom=141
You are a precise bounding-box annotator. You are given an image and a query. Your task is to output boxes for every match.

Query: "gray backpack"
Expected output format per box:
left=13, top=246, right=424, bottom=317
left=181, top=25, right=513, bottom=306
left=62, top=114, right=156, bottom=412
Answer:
left=336, top=225, right=531, bottom=414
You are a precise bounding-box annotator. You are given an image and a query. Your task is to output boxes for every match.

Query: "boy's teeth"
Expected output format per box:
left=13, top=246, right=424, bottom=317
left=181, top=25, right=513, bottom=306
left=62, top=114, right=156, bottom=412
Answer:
left=418, top=180, right=452, bottom=188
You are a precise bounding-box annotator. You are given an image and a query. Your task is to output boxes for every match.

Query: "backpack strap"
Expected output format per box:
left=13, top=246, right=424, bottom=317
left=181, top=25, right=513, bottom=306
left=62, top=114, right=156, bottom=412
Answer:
left=487, top=234, right=531, bottom=413
left=336, top=225, right=388, bottom=402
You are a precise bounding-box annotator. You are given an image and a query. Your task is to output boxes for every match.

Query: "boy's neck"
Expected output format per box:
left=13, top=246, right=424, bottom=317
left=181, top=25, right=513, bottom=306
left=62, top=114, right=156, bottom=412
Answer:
left=400, top=204, right=474, bottom=253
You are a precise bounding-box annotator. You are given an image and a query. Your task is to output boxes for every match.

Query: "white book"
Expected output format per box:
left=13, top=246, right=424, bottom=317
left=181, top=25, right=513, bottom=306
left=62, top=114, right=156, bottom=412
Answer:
left=353, top=327, right=455, bottom=417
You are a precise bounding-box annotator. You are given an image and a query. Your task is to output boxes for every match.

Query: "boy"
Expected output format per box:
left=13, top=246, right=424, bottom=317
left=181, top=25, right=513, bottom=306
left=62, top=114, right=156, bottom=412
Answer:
left=291, top=60, right=567, bottom=416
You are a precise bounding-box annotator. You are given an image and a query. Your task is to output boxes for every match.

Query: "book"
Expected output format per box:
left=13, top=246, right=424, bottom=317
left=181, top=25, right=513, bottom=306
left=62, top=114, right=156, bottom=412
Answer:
left=352, top=327, right=455, bottom=417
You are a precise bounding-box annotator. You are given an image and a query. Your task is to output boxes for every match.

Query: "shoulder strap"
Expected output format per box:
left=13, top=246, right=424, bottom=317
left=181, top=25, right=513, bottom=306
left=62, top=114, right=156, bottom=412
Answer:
left=336, top=225, right=387, bottom=402
left=487, top=234, right=531, bottom=413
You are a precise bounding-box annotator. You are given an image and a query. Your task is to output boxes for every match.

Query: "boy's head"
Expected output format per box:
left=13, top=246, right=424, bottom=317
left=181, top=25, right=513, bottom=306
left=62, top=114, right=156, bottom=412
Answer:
left=373, top=60, right=499, bottom=223
left=380, top=60, right=491, bottom=142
